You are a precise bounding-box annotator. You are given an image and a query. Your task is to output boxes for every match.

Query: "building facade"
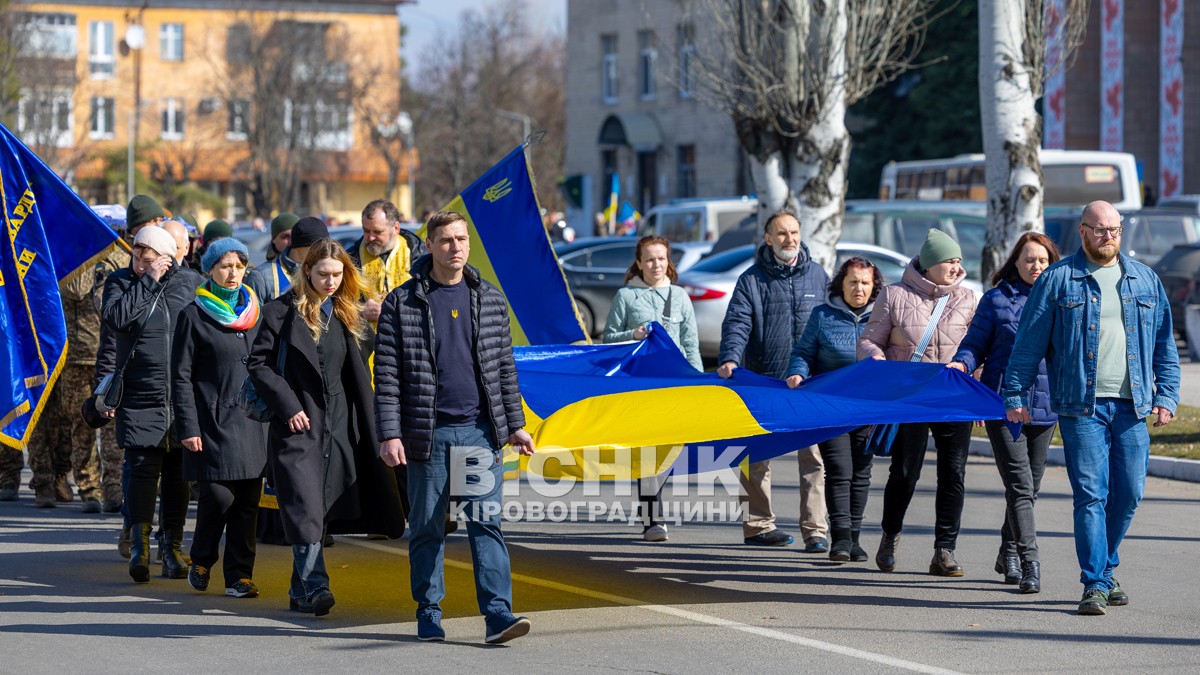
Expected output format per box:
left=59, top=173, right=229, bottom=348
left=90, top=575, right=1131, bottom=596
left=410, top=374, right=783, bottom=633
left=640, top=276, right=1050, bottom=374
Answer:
left=9, top=0, right=414, bottom=223
left=565, top=0, right=745, bottom=233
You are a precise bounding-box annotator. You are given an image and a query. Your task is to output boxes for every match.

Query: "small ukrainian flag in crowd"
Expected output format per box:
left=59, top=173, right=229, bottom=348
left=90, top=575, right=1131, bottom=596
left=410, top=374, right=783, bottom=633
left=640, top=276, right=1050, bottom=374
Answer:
left=0, top=123, right=119, bottom=448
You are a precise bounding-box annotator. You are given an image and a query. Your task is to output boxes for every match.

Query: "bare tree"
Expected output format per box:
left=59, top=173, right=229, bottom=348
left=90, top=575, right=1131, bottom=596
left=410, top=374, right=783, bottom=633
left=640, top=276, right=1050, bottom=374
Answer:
left=688, top=0, right=935, bottom=268
left=979, top=0, right=1088, bottom=282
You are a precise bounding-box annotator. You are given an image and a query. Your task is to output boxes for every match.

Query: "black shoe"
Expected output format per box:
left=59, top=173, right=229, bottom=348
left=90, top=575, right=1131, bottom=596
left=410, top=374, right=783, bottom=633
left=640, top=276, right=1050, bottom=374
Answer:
left=876, top=532, right=899, bottom=572
left=1018, top=561, right=1041, bottom=594
left=849, top=530, right=868, bottom=562
left=803, top=537, right=829, bottom=554
left=995, top=554, right=1021, bottom=584
left=1107, top=579, right=1128, bottom=606
left=160, top=527, right=188, bottom=579
left=289, top=597, right=314, bottom=613
left=828, top=539, right=853, bottom=563
left=310, top=589, right=335, bottom=617
left=1078, top=588, right=1108, bottom=615
left=117, top=525, right=132, bottom=559
left=81, top=498, right=102, bottom=514
left=226, top=579, right=259, bottom=598
left=929, top=548, right=964, bottom=577
left=188, top=564, right=210, bottom=592
left=744, top=529, right=794, bottom=547
left=128, top=523, right=152, bottom=583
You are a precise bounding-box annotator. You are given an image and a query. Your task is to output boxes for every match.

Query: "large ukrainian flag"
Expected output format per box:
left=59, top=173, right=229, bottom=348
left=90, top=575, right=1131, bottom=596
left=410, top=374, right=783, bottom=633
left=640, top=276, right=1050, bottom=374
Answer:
left=0, top=123, right=119, bottom=448
left=425, top=145, right=587, bottom=345
left=506, top=325, right=1005, bottom=480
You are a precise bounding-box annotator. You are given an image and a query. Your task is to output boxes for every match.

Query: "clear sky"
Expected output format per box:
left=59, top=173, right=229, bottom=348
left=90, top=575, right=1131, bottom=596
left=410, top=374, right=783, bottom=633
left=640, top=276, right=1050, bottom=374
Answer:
left=400, top=0, right=567, bottom=81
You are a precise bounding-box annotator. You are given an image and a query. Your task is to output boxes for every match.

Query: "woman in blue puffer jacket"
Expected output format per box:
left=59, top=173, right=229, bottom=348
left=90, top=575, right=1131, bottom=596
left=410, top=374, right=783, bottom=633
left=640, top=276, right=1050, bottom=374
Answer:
left=949, top=231, right=1060, bottom=595
left=785, top=257, right=884, bottom=563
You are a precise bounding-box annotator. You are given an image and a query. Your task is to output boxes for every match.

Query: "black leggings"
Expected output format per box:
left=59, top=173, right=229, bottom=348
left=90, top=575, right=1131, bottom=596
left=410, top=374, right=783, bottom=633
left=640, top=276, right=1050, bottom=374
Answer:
left=819, top=426, right=874, bottom=532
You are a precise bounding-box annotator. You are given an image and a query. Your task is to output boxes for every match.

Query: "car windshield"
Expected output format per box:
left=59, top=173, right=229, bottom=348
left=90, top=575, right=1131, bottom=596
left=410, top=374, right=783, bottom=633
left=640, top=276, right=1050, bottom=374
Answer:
left=686, top=246, right=755, bottom=273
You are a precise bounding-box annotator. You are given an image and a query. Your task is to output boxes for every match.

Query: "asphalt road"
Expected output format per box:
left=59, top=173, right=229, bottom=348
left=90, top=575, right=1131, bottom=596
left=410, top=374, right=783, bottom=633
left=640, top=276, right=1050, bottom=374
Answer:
left=3, top=453, right=1199, bottom=674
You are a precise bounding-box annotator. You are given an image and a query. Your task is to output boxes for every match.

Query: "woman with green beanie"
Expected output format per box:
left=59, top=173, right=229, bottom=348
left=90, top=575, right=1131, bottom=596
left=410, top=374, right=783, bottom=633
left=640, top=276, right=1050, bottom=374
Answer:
left=857, top=228, right=978, bottom=577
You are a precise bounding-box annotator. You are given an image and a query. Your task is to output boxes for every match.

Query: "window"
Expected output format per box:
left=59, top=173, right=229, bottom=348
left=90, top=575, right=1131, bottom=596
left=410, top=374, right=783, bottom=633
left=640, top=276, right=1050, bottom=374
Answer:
left=89, top=21, right=114, bottom=78
left=160, top=23, right=183, bottom=61
left=20, top=13, right=77, bottom=58
left=677, top=23, right=695, bottom=98
left=227, top=99, right=249, bottom=139
left=17, top=89, right=73, bottom=148
left=284, top=99, right=352, bottom=150
left=90, top=97, right=114, bottom=138
left=601, top=34, right=618, bottom=104
left=677, top=145, right=696, bottom=198
left=589, top=244, right=638, bottom=269
left=226, top=23, right=251, bottom=64
left=161, top=98, right=184, bottom=140
left=638, top=30, right=657, bottom=100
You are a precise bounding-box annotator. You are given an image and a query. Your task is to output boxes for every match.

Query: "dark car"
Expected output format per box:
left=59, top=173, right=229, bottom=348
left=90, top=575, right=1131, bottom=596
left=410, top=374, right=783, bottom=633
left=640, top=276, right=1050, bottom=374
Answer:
left=1154, top=242, right=1200, bottom=342
left=1047, top=207, right=1199, bottom=267
left=554, top=237, right=703, bottom=337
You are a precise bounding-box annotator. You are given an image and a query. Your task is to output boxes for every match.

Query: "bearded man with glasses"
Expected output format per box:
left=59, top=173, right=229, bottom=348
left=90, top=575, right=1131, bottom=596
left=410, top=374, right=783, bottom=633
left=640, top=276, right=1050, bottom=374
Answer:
left=1002, top=200, right=1179, bottom=616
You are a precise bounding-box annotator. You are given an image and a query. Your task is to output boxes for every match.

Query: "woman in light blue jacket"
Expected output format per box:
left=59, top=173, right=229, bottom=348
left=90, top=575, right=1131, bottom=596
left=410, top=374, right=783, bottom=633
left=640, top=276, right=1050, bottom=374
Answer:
left=605, top=235, right=702, bottom=542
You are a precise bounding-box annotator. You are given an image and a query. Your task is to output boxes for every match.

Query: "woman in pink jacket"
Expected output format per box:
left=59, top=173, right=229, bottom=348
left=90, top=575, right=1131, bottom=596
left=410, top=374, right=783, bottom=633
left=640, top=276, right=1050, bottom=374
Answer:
left=857, top=229, right=977, bottom=577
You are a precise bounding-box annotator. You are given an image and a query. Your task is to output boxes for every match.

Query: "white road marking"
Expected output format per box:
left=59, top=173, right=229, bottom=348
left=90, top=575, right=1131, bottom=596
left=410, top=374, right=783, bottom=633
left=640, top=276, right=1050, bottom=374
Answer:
left=340, top=537, right=964, bottom=675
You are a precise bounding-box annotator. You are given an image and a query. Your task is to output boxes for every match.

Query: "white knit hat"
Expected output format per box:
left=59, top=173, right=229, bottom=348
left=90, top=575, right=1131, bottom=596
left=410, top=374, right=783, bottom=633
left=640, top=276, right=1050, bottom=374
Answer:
left=132, top=225, right=177, bottom=258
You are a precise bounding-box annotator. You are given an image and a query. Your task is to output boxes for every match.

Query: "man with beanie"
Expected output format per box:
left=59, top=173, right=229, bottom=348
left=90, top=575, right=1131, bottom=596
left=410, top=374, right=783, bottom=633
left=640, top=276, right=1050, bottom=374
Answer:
left=125, top=195, right=165, bottom=242
left=203, top=219, right=233, bottom=246
left=858, top=227, right=977, bottom=576
left=246, top=216, right=327, bottom=303
left=266, top=212, right=300, bottom=262
left=717, top=209, right=830, bottom=551
left=1004, top=201, right=1179, bottom=615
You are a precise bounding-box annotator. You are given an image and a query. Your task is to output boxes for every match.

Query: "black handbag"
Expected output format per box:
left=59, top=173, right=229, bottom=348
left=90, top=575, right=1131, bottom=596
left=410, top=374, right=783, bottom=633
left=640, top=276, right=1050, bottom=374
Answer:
left=238, top=317, right=289, bottom=423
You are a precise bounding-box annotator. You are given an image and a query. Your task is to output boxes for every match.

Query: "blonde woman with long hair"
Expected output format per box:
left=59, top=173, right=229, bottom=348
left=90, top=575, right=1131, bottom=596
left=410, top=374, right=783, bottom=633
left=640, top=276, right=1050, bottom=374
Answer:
left=247, top=231, right=405, bottom=617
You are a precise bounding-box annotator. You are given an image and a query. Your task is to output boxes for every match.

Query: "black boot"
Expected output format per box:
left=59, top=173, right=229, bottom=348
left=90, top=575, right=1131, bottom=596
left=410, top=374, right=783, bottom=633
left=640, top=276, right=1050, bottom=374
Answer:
left=849, top=530, right=869, bottom=562
left=995, top=554, right=1021, bottom=584
left=828, top=528, right=853, bottom=562
left=929, top=548, right=965, bottom=577
left=129, top=523, right=152, bottom=583
left=160, top=526, right=188, bottom=579
left=876, top=532, right=900, bottom=572
left=1019, top=561, right=1041, bottom=594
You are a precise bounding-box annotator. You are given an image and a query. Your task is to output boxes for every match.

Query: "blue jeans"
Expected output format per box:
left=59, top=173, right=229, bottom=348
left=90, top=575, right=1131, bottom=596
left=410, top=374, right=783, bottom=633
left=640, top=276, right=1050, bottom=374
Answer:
left=408, top=421, right=513, bottom=620
left=290, top=542, right=330, bottom=601
left=1058, top=398, right=1150, bottom=591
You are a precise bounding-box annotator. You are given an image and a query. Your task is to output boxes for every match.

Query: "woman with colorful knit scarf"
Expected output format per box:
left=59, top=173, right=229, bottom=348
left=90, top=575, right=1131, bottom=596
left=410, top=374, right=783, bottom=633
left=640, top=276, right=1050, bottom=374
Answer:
left=172, top=237, right=268, bottom=599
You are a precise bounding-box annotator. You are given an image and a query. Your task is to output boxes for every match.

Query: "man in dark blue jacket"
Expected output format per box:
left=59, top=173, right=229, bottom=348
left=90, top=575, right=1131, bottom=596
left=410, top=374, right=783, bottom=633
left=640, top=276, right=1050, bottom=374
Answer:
left=718, top=210, right=830, bottom=549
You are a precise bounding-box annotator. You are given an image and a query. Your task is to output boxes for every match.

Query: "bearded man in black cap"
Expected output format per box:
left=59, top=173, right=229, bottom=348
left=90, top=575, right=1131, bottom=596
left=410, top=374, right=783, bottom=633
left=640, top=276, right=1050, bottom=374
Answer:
left=246, top=216, right=328, bottom=302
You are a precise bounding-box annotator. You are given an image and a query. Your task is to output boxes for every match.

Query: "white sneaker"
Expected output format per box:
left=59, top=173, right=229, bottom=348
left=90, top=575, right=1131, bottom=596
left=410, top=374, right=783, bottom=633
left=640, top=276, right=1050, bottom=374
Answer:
left=643, top=523, right=668, bottom=542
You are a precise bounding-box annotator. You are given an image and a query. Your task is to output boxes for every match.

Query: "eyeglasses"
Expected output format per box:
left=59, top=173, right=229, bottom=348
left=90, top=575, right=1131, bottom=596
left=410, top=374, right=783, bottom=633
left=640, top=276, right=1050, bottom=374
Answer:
left=1082, top=224, right=1123, bottom=238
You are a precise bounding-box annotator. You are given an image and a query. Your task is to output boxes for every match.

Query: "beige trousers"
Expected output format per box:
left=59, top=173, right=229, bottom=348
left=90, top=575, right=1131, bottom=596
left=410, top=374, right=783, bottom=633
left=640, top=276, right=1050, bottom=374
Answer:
left=740, top=446, right=827, bottom=539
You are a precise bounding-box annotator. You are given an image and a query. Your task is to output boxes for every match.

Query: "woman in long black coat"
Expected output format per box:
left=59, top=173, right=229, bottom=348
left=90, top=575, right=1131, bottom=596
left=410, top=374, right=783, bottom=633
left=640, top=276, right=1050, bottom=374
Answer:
left=173, top=238, right=268, bottom=599
left=102, top=225, right=204, bottom=584
left=247, top=236, right=404, bottom=617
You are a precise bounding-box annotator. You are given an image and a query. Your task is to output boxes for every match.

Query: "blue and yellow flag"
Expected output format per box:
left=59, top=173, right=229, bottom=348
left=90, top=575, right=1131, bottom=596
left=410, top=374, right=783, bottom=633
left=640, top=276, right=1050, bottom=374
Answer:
left=424, top=146, right=586, bottom=345
left=0, top=123, right=119, bottom=448
left=505, top=325, right=1004, bottom=480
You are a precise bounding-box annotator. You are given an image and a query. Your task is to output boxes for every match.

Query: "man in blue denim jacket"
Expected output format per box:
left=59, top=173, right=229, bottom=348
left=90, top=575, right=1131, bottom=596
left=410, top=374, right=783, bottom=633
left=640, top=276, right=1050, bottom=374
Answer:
left=1002, top=200, right=1180, bottom=616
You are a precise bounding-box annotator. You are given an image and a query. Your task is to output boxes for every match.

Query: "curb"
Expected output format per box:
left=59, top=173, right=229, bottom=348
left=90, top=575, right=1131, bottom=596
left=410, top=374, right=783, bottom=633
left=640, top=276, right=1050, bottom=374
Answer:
left=964, top=437, right=1200, bottom=483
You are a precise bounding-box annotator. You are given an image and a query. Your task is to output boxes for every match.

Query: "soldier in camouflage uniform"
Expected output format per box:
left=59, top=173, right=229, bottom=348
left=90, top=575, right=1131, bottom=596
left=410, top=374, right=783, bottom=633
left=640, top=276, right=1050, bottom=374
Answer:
left=0, top=447, right=23, bottom=501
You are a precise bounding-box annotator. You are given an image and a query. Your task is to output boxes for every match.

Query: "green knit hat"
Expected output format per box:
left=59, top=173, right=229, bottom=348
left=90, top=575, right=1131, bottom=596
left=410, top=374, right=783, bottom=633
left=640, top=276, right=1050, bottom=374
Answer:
left=919, top=228, right=963, bottom=270
left=271, top=212, right=300, bottom=238
left=203, top=218, right=233, bottom=243
left=126, top=194, right=164, bottom=228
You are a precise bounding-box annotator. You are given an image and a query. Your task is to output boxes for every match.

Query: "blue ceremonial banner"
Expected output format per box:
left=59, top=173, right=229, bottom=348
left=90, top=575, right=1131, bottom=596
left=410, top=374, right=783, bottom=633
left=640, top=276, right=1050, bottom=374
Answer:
left=429, top=145, right=587, bottom=345
left=0, top=122, right=119, bottom=448
left=507, top=325, right=1006, bottom=480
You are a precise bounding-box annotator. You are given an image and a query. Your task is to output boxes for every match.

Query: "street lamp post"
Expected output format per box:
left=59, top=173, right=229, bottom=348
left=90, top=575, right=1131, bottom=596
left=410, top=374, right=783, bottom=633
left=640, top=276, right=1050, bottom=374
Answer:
left=496, top=109, right=532, bottom=160
left=123, top=20, right=145, bottom=202
left=395, top=111, right=414, bottom=220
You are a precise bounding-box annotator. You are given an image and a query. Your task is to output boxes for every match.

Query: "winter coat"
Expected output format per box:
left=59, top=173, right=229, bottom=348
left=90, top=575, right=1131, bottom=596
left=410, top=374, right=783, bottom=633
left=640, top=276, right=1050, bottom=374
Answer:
left=787, top=296, right=874, bottom=379
left=604, top=278, right=702, bottom=370
left=247, top=292, right=404, bottom=544
left=718, top=242, right=830, bottom=378
left=245, top=252, right=300, bottom=303
left=171, top=300, right=269, bottom=481
left=952, top=279, right=1057, bottom=425
left=102, top=263, right=204, bottom=449
left=373, top=255, right=526, bottom=461
left=857, top=258, right=977, bottom=363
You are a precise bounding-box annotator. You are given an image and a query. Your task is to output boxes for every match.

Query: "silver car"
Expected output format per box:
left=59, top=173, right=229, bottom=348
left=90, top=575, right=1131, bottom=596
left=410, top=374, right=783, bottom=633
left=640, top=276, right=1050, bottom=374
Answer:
left=679, top=242, right=972, bottom=361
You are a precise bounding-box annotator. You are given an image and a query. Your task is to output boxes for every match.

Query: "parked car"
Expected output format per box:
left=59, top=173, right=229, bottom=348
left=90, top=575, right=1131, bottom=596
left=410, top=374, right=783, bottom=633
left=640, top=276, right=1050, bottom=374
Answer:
left=639, top=196, right=757, bottom=243
left=677, top=242, right=941, bottom=361
left=1048, top=208, right=1200, bottom=267
left=1158, top=194, right=1200, bottom=216
left=1154, top=242, right=1200, bottom=343
left=555, top=237, right=713, bottom=337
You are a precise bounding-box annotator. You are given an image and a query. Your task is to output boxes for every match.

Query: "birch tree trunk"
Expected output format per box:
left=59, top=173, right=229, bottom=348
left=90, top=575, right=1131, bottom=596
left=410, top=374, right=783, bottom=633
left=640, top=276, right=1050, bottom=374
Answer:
left=979, top=0, right=1044, bottom=285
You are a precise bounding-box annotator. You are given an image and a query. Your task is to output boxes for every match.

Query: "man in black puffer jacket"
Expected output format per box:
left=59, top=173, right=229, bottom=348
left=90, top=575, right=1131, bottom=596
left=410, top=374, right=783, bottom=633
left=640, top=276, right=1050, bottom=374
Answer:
left=718, top=209, right=831, bottom=551
left=375, top=210, right=535, bottom=645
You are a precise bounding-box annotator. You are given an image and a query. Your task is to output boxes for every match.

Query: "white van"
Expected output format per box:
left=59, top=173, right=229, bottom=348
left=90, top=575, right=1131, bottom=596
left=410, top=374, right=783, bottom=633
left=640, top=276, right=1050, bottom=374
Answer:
left=639, top=196, right=756, bottom=243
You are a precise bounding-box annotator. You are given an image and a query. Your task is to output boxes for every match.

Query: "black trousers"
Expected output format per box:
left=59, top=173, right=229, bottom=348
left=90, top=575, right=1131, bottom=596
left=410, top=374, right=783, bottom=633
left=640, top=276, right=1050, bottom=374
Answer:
left=190, top=478, right=261, bottom=586
left=985, top=420, right=1054, bottom=563
left=880, top=421, right=972, bottom=549
left=819, top=425, right=874, bottom=532
left=125, top=446, right=188, bottom=528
